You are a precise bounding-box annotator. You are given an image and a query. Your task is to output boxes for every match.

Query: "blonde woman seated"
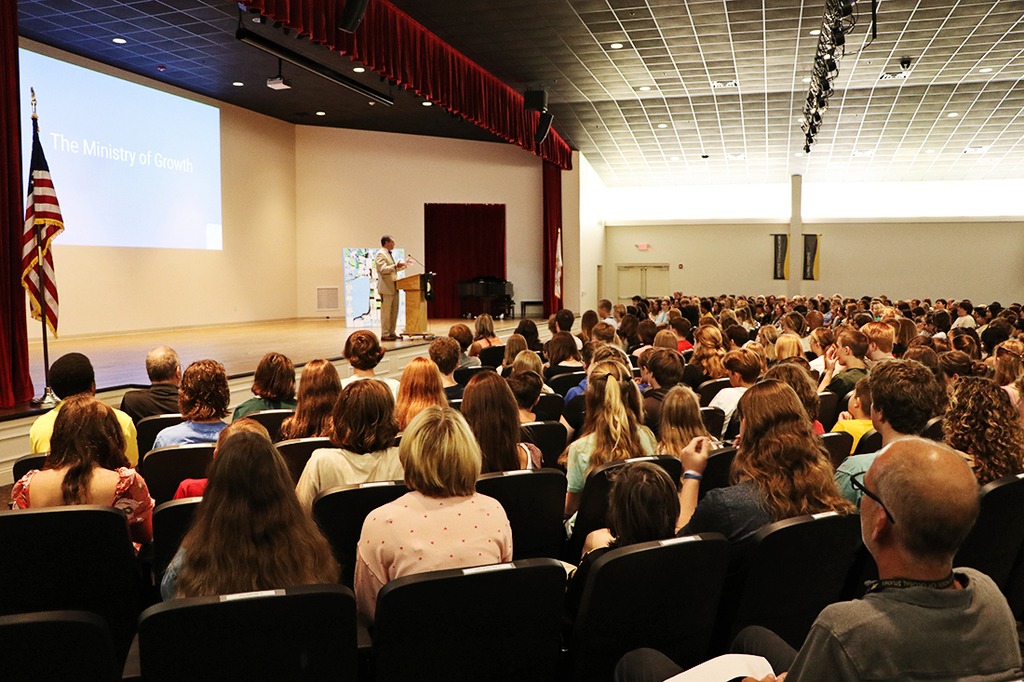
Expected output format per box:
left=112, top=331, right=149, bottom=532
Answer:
left=11, top=395, right=154, bottom=545
left=354, top=406, right=513, bottom=623
left=468, top=313, right=503, bottom=356
left=511, top=350, right=554, bottom=394
left=561, top=362, right=656, bottom=522
left=394, top=357, right=448, bottom=430
left=161, top=430, right=339, bottom=599
left=682, top=325, right=728, bottom=390
left=295, top=380, right=403, bottom=509
left=773, top=333, right=803, bottom=364
left=341, top=330, right=399, bottom=399
left=279, top=359, right=341, bottom=440
left=657, top=385, right=720, bottom=456
left=500, top=334, right=529, bottom=376
left=675, top=380, right=853, bottom=541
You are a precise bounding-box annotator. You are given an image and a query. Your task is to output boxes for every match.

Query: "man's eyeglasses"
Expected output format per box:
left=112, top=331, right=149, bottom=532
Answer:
left=849, top=471, right=896, bottom=525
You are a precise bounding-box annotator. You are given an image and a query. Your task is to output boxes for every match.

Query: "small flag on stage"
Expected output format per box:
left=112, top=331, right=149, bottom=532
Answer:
left=21, top=98, right=64, bottom=337
left=554, top=227, right=563, bottom=300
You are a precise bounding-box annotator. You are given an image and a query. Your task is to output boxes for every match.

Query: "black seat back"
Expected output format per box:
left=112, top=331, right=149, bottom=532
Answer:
left=569, top=456, right=682, bottom=561
left=312, top=481, right=409, bottom=587
left=12, top=452, right=48, bottom=481
left=533, top=393, right=565, bottom=421
left=478, top=345, right=506, bottom=368
left=853, top=429, right=882, bottom=455
left=817, top=391, right=840, bottom=431
left=476, top=469, right=567, bottom=559
left=820, top=431, right=854, bottom=470
left=136, top=413, right=183, bottom=462
left=520, top=421, right=568, bottom=470
left=276, top=437, right=333, bottom=484
left=0, top=506, right=140, bottom=665
left=0, top=610, right=120, bottom=682
left=245, top=409, right=295, bottom=442
left=564, top=394, right=586, bottom=431
left=454, top=366, right=493, bottom=385
left=572, top=534, right=730, bottom=682
left=374, top=559, right=565, bottom=682
left=142, top=443, right=216, bottom=505
left=698, top=377, right=731, bottom=407
left=548, top=371, right=587, bottom=397
left=922, top=415, right=944, bottom=441
left=700, top=407, right=725, bottom=440
left=956, top=474, right=1024, bottom=592
left=152, top=497, right=202, bottom=579
left=138, top=585, right=357, bottom=682
left=699, top=446, right=737, bottom=500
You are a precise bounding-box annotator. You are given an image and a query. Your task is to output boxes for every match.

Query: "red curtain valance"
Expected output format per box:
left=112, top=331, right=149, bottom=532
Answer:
left=243, top=0, right=573, bottom=170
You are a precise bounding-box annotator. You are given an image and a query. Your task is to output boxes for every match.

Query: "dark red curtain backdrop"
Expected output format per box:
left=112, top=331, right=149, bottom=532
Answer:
left=423, top=204, right=506, bottom=319
left=0, top=2, right=34, bottom=407
left=542, top=161, right=562, bottom=316
left=243, top=0, right=572, bottom=170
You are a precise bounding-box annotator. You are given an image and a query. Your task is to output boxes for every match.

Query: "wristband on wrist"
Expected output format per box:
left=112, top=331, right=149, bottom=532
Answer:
left=683, top=470, right=703, bottom=481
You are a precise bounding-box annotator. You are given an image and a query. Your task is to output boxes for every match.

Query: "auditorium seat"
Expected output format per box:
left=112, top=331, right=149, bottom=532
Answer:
left=817, top=391, right=840, bottom=431
left=853, top=429, right=882, bottom=455
left=0, top=505, right=141, bottom=666
left=476, top=469, right=567, bottom=559
left=699, top=406, right=725, bottom=440
left=454, top=366, right=492, bottom=385
left=0, top=610, right=120, bottom=682
left=570, top=534, right=730, bottom=682
left=276, top=437, right=332, bottom=484
left=699, top=445, right=737, bottom=501
left=245, top=409, right=294, bottom=442
left=478, top=345, right=506, bottom=368
left=447, top=398, right=462, bottom=411
left=547, top=371, right=586, bottom=397
left=312, top=481, right=409, bottom=587
left=135, top=413, right=183, bottom=462
left=564, top=394, right=586, bottom=432
left=137, top=584, right=357, bottom=682
left=955, top=473, right=1024, bottom=595
left=12, top=452, right=47, bottom=481
left=820, top=431, right=854, bottom=470
left=533, top=392, right=565, bottom=421
left=520, top=421, right=568, bottom=470
left=922, top=415, right=944, bottom=441
left=838, top=389, right=855, bottom=416
left=152, top=497, right=201, bottom=581
left=568, top=456, right=682, bottom=562
left=372, top=559, right=565, bottom=682
left=715, top=511, right=864, bottom=651
left=698, top=377, right=731, bottom=407
left=141, top=443, right=215, bottom=505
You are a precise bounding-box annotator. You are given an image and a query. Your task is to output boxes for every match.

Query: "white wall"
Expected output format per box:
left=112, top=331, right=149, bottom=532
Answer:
left=576, top=153, right=607, bottom=312
left=293, top=127, right=543, bottom=319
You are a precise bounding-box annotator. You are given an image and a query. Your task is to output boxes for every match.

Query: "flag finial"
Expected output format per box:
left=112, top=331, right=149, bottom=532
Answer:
left=30, top=87, right=37, bottom=120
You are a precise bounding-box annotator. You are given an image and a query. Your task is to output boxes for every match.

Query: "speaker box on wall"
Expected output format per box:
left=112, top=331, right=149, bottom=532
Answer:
left=338, top=0, right=370, bottom=32
left=534, top=112, right=554, bottom=146
left=524, top=90, right=548, bottom=112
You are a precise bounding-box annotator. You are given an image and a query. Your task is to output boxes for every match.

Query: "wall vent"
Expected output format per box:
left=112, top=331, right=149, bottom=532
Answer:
left=316, top=286, right=341, bottom=311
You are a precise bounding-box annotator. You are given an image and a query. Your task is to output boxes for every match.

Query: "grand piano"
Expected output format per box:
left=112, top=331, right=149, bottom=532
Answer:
left=457, top=276, right=514, bottom=319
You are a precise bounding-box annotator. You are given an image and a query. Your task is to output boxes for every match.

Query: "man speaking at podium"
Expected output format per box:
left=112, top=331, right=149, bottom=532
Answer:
left=375, top=235, right=406, bottom=341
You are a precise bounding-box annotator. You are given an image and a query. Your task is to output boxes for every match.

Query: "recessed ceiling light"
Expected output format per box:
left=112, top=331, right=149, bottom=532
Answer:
left=979, top=67, right=993, bottom=73
left=926, top=149, right=935, bottom=154
left=946, top=112, right=959, bottom=118
left=809, top=29, right=821, bottom=36
left=852, top=150, right=874, bottom=158
left=353, top=67, right=366, bottom=73
left=638, top=85, right=653, bottom=92
left=657, top=123, right=668, bottom=129
left=232, top=81, right=244, bottom=87
left=669, top=156, right=679, bottom=161
left=422, top=101, right=433, bottom=107
left=112, top=37, right=127, bottom=44
left=801, top=77, right=811, bottom=84
left=610, top=42, right=624, bottom=49
left=315, top=111, right=326, bottom=116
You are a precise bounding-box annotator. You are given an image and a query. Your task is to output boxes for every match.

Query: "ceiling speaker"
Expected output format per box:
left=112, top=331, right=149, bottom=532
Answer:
left=524, top=90, right=548, bottom=112
left=535, top=111, right=554, bottom=146
left=339, top=0, right=370, bottom=33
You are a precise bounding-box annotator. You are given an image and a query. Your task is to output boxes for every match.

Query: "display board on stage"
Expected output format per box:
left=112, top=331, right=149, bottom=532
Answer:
left=343, top=247, right=405, bottom=328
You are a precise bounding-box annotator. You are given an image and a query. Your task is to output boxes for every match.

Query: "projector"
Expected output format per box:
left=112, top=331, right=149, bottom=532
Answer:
left=266, top=76, right=292, bottom=90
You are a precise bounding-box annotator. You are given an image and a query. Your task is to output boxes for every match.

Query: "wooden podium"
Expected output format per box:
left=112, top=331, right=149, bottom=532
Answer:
left=397, top=273, right=434, bottom=338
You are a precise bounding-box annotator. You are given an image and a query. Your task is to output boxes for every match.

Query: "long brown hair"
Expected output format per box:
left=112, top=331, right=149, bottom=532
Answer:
left=174, top=431, right=339, bottom=597
left=280, top=359, right=341, bottom=440
left=944, top=377, right=1024, bottom=485
left=394, top=357, right=447, bottom=430
left=46, top=395, right=130, bottom=504
left=994, top=340, right=1024, bottom=387
left=462, top=371, right=521, bottom=473
left=731, top=380, right=853, bottom=520
left=502, top=334, right=528, bottom=368
left=657, top=385, right=712, bottom=456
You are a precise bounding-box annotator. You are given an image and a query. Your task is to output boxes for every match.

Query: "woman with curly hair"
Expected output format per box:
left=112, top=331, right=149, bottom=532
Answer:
left=682, top=325, right=728, bottom=390
left=393, top=357, right=448, bottom=430
left=279, top=359, right=342, bottom=440
left=153, top=359, right=230, bottom=449
left=162, top=430, right=339, bottom=599
left=764, top=363, right=824, bottom=434
left=993, top=340, right=1024, bottom=415
left=342, top=330, right=399, bottom=398
left=944, top=377, right=1024, bottom=485
left=233, top=352, right=297, bottom=419
left=756, top=324, right=780, bottom=364
left=676, top=380, right=853, bottom=541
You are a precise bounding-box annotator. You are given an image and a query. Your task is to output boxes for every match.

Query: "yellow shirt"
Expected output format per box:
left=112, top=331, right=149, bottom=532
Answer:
left=29, top=400, right=140, bottom=466
left=831, top=418, right=875, bottom=455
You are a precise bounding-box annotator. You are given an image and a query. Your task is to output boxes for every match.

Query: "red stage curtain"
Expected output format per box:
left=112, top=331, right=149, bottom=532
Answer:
left=542, top=161, right=562, bottom=316
left=243, top=0, right=572, bottom=170
left=0, top=2, right=35, bottom=407
left=423, top=203, right=506, bottom=319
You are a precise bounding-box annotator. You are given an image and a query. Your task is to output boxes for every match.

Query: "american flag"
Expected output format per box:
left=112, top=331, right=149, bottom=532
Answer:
left=21, top=111, right=64, bottom=337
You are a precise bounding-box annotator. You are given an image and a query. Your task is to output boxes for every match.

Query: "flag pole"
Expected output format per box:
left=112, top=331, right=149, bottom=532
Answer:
left=27, top=90, right=57, bottom=407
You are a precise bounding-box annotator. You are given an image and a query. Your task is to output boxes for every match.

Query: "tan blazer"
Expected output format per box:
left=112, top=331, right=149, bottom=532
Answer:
left=375, top=249, right=403, bottom=295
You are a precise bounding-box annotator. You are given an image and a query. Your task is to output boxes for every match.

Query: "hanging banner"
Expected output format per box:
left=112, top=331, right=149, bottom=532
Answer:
left=772, top=234, right=789, bottom=280
left=803, top=234, right=820, bottom=280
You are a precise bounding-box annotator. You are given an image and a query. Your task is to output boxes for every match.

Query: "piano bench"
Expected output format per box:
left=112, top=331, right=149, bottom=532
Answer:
left=520, top=300, right=544, bottom=319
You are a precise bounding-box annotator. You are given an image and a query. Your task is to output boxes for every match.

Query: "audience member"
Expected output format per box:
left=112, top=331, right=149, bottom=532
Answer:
left=764, top=362, right=824, bottom=434
left=544, top=331, right=585, bottom=381
left=232, top=352, right=297, bottom=419
left=656, top=385, right=718, bottom=456
left=710, top=348, right=762, bottom=437
left=951, top=299, right=977, bottom=329
left=836, top=359, right=942, bottom=503
left=173, top=417, right=270, bottom=500
left=342, top=330, right=400, bottom=398
left=774, top=333, right=803, bottom=363
left=818, top=329, right=869, bottom=397
left=279, top=359, right=341, bottom=440
left=616, top=438, right=1023, bottom=682
left=294, top=379, right=402, bottom=508
left=449, top=323, right=482, bottom=369
left=578, top=309, right=599, bottom=344
left=756, top=325, right=779, bottom=364
left=354, top=406, right=512, bottom=623
left=807, top=328, right=834, bottom=375
left=652, top=329, right=677, bottom=350
left=993, top=339, right=1024, bottom=415
left=152, top=359, right=229, bottom=449
left=162, top=430, right=339, bottom=599
left=861, top=321, right=896, bottom=365
left=617, top=314, right=641, bottom=353
left=119, top=346, right=181, bottom=424
left=831, top=377, right=874, bottom=454
left=641, top=348, right=685, bottom=438
left=499, top=333, right=528, bottom=376
left=511, top=349, right=555, bottom=394
left=944, top=377, right=1024, bottom=485
left=598, top=298, right=617, bottom=327
left=394, top=357, right=448, bottom=430
left=555, top=308, right=583, bottom=351
left=513, top=318, right=545, bottom=353
left=469, top=313, right=503, bottom=356
left=30, top=352, right=140, bottom=465
left=682, top=325, right=728, bottom=390
left=677, top=380, right=852, bottom=541
left=632, top=319, right=659, bottom=357
left=428, top=336, right=464, bottom=400
left=669, top=317, right=693, bottom=352
left=462, top=371, right=541, bottom=472
left=12, top=395, right=153, bottom=544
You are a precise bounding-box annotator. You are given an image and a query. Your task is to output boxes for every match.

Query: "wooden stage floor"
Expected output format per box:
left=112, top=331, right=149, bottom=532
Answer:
left=22, top=317, right=529, bottom=398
